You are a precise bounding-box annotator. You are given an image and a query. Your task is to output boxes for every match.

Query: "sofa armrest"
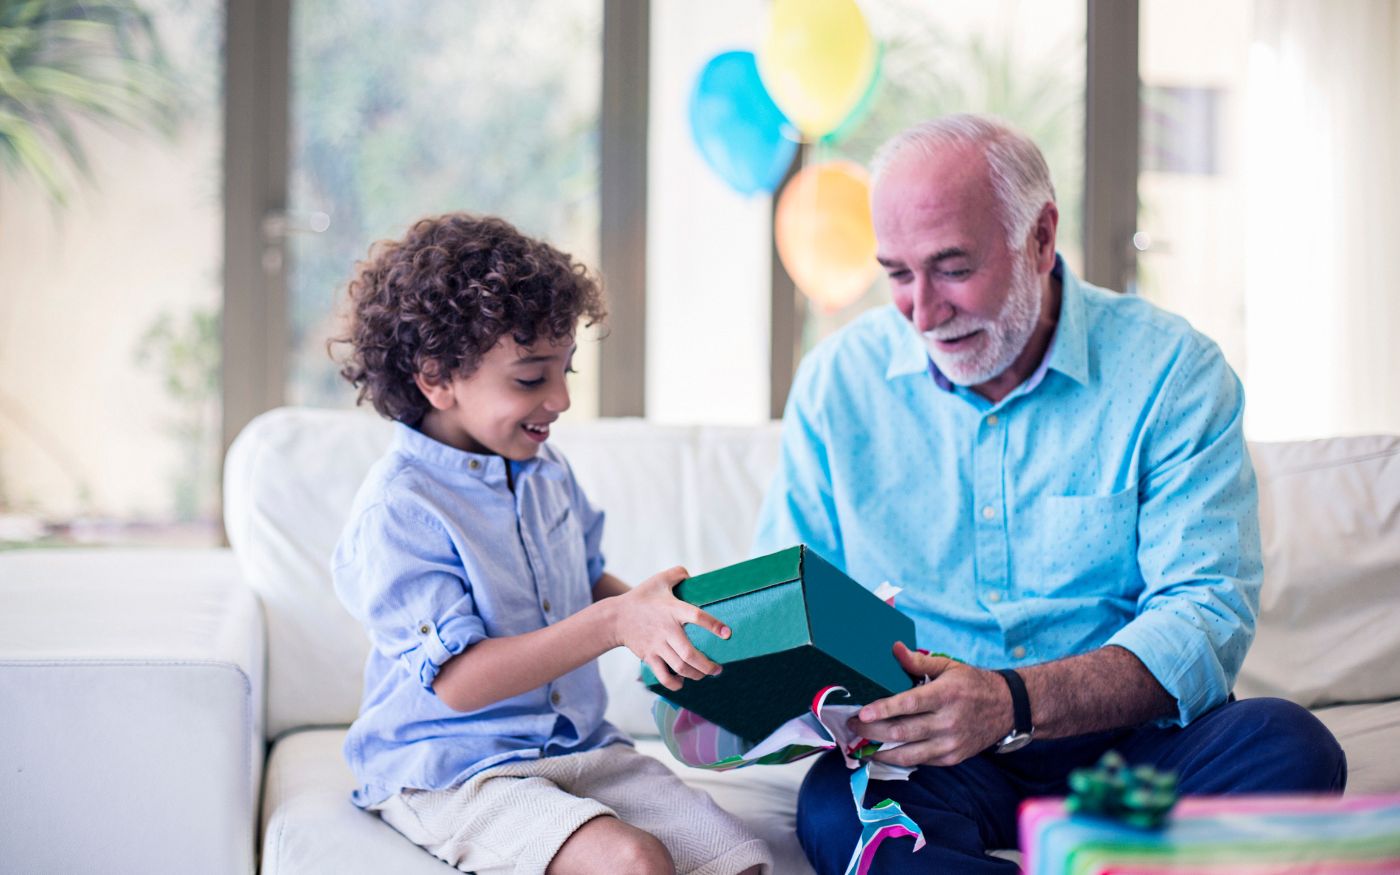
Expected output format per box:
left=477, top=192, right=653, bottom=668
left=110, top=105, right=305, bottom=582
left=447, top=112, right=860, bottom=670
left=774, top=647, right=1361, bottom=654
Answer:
left=0, top=548, right=265, bottom=875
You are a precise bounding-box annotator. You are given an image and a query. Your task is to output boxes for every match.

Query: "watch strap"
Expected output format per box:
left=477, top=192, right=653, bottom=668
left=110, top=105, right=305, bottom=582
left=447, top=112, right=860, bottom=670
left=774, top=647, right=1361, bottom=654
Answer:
left=996, top=668, right=1032, bottom=736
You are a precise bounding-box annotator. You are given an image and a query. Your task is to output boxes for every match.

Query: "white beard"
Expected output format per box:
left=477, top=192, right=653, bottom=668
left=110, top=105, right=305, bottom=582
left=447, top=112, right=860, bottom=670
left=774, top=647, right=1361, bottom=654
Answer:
left=922, top=255, right=1042, bottom=387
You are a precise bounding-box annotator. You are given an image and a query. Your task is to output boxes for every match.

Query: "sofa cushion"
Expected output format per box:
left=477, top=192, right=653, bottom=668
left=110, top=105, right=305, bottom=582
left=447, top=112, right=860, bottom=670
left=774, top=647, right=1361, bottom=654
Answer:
left=224, top=408, right=392, bottom=740
left=261, top=729, right=451, bottom=874
left=1309, top=699, right=1400, bottom=794
left=0, top=549, right=263, bottom=875
left=262, top=728, right=816, bottom=875
left=1237, top=436, right=1400, bottom=707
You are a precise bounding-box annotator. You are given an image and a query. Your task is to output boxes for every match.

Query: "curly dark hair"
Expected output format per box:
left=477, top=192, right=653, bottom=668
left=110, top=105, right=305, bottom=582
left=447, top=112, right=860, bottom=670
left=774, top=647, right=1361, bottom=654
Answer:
left=333, top=213, right=606, bottom=423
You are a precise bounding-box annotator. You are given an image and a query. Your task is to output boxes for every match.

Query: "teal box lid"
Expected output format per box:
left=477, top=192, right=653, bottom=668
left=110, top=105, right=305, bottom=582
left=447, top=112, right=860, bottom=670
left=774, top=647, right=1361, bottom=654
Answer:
left=640, top=544, right=916, bottom=742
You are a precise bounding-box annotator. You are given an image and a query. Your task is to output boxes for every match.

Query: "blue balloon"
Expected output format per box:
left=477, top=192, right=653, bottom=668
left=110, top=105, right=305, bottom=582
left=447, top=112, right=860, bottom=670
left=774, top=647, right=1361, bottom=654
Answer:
left=689, top=51, right=799, bottom=196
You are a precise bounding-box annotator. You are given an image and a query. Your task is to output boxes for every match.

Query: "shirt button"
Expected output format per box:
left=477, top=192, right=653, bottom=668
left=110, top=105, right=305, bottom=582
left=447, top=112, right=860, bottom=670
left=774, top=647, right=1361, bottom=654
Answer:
left=988, top=592, right=1002, bottom=603
left=550, top=691, right=562, bottom=706
left=468, top=459, right=480, bottom=470
left=542, top=599, right=552, bottom=613
left=418, top=624, right=430, bottom=635
left=981, top=506, right=995, bottom=520
left=986, top=414, right=999, bottom=426
left=1012, top=646, right=1027, bottom=659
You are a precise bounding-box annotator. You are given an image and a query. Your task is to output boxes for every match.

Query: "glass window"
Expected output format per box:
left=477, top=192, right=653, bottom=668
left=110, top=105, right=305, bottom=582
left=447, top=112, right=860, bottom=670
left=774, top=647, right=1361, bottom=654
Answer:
left=286, top=0, right=604, bottom=418
left=1140, top=1, right=1400, bottom=439
left=800, top=0, right=1087, bottom=353
left=646, top=3, right=773, bottom=426
left=1137, top=0, right=1250, bottom=386
left=0, top=0, right=223, bottom=549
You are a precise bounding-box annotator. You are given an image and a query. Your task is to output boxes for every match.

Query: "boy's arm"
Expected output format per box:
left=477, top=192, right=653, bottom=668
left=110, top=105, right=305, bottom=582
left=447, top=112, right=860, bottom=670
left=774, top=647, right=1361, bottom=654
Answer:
left=432, top=596, right=622, bottom=712
left=433, top=566, right=731, bottom=712
left=591, top=572, right=630, bottom=600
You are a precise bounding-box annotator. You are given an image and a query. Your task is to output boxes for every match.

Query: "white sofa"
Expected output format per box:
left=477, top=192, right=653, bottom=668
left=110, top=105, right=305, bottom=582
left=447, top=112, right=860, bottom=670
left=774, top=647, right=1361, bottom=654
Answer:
left=2, top=407, right=1398, bottom=874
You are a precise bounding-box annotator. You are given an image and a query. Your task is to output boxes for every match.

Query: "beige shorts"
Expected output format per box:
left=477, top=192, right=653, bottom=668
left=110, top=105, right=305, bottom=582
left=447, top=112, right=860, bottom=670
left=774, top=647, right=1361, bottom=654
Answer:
left=372, top=743, right=772, bottom=875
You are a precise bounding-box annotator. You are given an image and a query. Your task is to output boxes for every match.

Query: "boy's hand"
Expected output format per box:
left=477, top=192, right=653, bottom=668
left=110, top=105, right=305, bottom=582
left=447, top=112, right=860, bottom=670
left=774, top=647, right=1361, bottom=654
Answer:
left=613, top=566, right=730, bottom=692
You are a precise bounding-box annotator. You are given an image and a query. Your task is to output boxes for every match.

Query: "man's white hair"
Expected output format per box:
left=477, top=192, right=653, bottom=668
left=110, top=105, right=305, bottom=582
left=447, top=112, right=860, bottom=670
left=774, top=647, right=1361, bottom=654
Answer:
left=870, top=113, right=1056, bottom=248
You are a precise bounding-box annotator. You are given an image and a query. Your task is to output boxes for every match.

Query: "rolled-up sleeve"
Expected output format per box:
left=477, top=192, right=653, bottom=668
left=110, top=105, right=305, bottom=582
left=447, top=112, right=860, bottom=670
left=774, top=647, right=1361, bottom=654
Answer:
left=333, top=498, right=487, bottom=691
left=1107, top=336, right=1262, bottom=725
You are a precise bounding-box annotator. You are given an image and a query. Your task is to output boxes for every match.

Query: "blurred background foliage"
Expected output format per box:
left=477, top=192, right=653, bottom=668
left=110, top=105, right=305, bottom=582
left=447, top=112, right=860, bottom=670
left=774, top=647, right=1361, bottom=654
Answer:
left=0, top=0, right=180, bottom=204
left=134, top=306, right=220, bottom=521
left=0, top=0, right=217, bottom=541
left=286, top=0, right=601, bottom=406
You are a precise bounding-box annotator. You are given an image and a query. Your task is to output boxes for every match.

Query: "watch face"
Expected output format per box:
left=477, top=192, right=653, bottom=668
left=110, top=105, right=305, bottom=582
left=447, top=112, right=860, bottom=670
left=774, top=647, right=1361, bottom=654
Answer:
left=995, top=731, right=1032, bottom=754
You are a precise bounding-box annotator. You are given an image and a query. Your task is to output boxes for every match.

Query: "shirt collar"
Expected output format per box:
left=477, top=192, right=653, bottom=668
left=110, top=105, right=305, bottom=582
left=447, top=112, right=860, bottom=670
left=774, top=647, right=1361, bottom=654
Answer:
left=1044, top=256, right=1089, bottom=387
left=392, top=421, right=562, bottom=481
left=884, top=254, right=1090, bottom=390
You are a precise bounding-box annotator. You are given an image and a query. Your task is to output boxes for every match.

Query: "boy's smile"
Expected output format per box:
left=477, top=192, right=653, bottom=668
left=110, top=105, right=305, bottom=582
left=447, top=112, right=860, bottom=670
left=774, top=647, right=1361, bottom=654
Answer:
left=415, top=334, right=576, bottom=461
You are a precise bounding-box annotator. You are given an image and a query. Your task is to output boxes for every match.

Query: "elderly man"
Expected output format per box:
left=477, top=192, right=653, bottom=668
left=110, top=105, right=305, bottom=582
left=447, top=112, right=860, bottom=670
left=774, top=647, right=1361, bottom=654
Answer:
left=753, top=114, right=1345, bottom=873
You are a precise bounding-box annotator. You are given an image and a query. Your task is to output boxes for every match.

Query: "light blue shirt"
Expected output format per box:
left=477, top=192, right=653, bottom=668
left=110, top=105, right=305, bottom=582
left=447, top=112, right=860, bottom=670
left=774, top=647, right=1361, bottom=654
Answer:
left=754, top=258, right=1262, bottom=725
left=333, top=423, right=626, bottom=806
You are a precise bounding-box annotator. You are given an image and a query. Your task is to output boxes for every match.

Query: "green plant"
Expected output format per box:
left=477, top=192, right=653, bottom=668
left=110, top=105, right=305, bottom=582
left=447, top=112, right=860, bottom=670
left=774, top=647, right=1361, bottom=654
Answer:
left=133, top=306, right=221, bottom=521
left=0, top=0, right=178, bottom=204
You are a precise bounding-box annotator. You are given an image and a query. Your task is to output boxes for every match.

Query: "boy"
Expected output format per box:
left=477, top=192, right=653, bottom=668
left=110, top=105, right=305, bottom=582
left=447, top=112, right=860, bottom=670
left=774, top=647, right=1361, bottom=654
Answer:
left=332, top=213, right=771, bottom=875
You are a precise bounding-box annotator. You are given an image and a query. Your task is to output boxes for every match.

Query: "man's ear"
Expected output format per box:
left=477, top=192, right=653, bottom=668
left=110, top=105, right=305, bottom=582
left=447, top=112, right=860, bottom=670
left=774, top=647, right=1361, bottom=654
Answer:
left=413, top=366, right=456, bottom=411
left=1032, top=201, right=1059, bottom=272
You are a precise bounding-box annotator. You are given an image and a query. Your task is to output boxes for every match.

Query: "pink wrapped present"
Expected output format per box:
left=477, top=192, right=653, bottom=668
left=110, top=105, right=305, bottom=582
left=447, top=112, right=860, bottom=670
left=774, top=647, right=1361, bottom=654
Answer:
left=1020, top=794, right=1400, bottom=875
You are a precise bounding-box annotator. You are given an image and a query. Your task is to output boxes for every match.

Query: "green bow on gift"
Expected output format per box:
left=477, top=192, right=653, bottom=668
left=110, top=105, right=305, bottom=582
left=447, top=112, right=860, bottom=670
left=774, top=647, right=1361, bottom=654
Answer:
left=1066, top=750, right=1178, bottom=829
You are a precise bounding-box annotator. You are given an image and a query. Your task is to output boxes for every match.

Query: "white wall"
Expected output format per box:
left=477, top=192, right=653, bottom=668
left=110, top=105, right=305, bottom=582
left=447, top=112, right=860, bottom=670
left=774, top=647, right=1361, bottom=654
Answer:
left=646, top=1, right=773, bottom=425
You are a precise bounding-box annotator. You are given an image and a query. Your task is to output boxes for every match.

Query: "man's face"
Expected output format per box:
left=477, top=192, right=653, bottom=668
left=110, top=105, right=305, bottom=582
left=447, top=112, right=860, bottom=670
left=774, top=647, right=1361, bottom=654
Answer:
left=427, top=334, right=575, bottom=461
left=873, top=148, right=1042, bottom=387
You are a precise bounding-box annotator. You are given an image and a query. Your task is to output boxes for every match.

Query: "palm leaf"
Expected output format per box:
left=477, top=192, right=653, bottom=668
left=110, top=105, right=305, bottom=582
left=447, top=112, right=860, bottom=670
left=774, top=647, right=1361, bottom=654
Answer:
left=0, top=107, right=66, bottom=201
left=0, top=0, right=177, bottom=204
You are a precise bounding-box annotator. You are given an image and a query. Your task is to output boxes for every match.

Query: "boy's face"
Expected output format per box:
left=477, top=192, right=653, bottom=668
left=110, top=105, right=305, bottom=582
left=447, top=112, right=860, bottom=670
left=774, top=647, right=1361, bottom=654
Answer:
left=416, top=334, right=575, bottom=460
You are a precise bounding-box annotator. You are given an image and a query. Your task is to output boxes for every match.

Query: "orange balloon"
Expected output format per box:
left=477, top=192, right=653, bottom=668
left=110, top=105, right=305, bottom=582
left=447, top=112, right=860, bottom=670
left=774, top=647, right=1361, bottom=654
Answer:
left=775, top=160, right=878, bottom=312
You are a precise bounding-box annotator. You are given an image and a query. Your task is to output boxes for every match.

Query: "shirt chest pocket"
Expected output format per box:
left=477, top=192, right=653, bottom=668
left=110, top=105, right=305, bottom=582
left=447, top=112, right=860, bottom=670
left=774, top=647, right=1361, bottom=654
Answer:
left=542, top=506, right=589, bottom=615
left=1033, top=486, right=1140, bottom=596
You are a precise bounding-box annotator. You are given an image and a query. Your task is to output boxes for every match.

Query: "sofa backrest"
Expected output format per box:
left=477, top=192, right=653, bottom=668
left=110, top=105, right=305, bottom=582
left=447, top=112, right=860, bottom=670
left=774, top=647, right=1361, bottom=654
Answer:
left=1235, top=435, right=1400, bottom=707
left=225, top=407, right=1400, bottom=740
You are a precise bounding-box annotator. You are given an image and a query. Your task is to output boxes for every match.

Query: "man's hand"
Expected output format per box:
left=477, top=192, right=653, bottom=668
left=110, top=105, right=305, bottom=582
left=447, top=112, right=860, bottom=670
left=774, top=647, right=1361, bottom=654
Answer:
left=612, top=566, right=730, bottom=692
left=849, top=641, right=1014, bottom=767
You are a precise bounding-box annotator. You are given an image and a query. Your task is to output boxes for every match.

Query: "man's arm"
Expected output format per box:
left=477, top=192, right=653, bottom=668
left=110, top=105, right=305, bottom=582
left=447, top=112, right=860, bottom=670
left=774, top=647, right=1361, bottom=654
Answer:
left=851, top=643, right=1175, bottom=767
left=1102, top=337, right=1261, bottom=725
left=1022, top=645, right=1177, bottom=738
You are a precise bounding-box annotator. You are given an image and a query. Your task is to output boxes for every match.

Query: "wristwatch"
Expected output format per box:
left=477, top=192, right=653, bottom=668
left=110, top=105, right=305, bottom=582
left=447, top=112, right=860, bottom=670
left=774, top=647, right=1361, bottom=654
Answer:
left=993, top=668, right=1034, bottom=753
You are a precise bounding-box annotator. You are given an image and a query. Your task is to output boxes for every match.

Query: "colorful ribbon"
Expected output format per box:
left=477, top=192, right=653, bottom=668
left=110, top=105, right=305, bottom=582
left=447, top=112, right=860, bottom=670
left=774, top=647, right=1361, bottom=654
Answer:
left=653, top=684, right=925, bottom=875
left=845, top=763, right=925, bottom=875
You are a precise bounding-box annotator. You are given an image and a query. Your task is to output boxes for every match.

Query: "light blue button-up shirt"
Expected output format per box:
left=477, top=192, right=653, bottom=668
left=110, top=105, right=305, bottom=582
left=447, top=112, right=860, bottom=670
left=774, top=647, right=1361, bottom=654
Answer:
left=754, top=258, right=1262, bottom=725
left=333, top=423, right=626, bottom=806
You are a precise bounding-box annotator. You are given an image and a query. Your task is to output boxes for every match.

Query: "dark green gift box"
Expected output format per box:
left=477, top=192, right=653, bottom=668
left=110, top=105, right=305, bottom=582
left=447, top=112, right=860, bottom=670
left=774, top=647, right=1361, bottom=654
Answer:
left=641, top=544, right=916, bottom=743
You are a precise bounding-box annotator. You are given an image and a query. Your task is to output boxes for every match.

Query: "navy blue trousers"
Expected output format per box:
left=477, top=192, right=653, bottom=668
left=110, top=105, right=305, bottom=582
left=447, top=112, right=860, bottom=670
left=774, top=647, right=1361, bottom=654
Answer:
left=796, top=697, right=1346, bottom=874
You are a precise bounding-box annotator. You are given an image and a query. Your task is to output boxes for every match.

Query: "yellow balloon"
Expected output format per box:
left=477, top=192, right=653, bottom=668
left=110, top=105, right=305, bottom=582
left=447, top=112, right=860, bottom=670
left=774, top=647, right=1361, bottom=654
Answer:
left=759, top=0, right=878, bottom=139
left=775, top=161, right=879, bottom=312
